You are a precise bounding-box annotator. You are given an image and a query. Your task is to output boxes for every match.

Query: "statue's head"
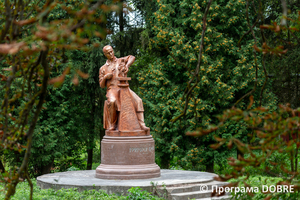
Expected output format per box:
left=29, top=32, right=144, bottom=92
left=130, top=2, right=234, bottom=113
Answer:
left=103, top=45, right=114, bottom=60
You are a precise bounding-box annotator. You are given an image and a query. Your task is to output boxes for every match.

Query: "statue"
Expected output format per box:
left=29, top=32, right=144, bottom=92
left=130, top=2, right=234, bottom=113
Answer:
left=96, top=45, right=160, bottom=179
left=99, top=45, right=150, bottom=133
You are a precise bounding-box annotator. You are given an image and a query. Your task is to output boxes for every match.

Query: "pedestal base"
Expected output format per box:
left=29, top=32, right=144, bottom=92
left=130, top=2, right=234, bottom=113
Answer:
left=105, top=130, right=149, bottom=137
left=96, top=164, right=160, bottom=179
left=95, top=135, right=160, bottom=179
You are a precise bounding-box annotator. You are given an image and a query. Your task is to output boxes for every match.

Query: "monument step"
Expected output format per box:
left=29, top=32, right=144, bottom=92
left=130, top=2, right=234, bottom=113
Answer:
left=163, top=181, right=228, bottom=194
left=170, top=190, right=231, bottom=200
left=155, top=180, right=231, bottom=200
left=195, top=195, right=231, bottom=200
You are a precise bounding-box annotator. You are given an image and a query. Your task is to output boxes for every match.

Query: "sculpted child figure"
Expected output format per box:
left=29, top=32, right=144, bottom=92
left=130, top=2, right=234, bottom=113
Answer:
left=99, top=45, right=150, bottom=132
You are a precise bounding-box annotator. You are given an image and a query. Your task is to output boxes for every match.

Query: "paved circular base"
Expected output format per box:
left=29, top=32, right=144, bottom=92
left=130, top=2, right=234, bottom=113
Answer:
left=37, top=169, right=217, bottom=195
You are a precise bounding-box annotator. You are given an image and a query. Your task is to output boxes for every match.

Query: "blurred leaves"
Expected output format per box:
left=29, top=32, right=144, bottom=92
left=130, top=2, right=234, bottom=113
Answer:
left=0, top=0, right=119, bottom=199
left=191, top=96, right=300, bottom=199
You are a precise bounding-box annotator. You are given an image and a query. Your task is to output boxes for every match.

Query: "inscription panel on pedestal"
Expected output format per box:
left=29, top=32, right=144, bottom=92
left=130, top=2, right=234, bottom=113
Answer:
left=101, top=139, right=155, bottom=165
left=129, top=146, right=154, bottom=153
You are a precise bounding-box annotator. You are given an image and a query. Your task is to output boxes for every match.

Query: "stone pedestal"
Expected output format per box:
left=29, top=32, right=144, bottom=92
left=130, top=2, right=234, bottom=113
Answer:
left=95, top=135, right=160, bottom=179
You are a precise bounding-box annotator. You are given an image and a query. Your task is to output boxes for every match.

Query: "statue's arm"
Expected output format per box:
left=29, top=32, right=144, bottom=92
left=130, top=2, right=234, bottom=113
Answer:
left=99, top=79, right=106, bottom=89
left=99, top=66, right=112, bottom=88
left=124, top=55, right=135, bottom=68
left=99, top=67, right=105, bottom=88
left=120, top=55, right=135, bottom=74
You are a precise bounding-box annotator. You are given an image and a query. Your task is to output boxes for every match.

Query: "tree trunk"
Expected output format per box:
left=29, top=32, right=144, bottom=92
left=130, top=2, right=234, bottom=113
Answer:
left=41, top=160, right=54, bottom=175
left=206, top=159, right=214, bottom=173
left=0, top=159, right=5, bottom=173
left=99, top=128, right=105, bottom=161
left=160, top=154, right=170, bottom=169
left=119, top=0, right=124, bottom=32
left=87, top=91, right=96, bottom=170
left=99, top=90, right=106, bottom=164
left=237, top=148, right=244, bottom=159
left=87, top=148, right=93, bottom=170
left=119, top=0, right=124, bottom=57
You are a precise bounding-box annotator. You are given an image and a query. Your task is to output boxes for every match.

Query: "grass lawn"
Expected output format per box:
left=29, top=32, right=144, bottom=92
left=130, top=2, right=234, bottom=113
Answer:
left=0, top=179, right=163, bottom=200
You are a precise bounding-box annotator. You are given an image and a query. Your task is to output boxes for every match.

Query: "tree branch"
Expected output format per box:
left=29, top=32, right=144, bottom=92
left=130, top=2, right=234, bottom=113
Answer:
left=234, top=0, right=259, bottom=107
left=5, top=49, right=49, bottom=200
left=0, top=0, right=12, bottom=42
left=69, top=0, right=106, bottom=31
left=281, top=0, right=288, bottom=26
left=1, top=59, right=17, bottom=143
left=259, top=54, right=268, bottom=106
left=238, top=17, right=259, bottom=49
left=171, top=0, right=213, bottom=122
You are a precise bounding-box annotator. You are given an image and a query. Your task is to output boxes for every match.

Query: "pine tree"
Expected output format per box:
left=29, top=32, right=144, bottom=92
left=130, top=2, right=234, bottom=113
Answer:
left=137, top=0, right=277, bottom=170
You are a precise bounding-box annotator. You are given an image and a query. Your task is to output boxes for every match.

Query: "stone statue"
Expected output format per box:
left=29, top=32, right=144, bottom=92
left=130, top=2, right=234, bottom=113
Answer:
left=99, top=45, right=150, bottom=133
left=96, top=45, right=160, bottom=180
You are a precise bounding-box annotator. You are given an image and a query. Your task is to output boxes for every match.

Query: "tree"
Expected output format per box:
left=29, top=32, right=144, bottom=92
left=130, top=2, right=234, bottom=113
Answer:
left=187, top=2, right=300, bottom=198
left=262, top=1, right=300, bottom=108
left=30, top=73, right=88, bottom=175
left=136, top=0, right=277, bottom=170
left=188, top=99, right=300, bottom=199
left=69, top=46, right=107, bottom=170
left=0, top=0, right=120, bottom=199
left=2, top=0, right=148, bottom=178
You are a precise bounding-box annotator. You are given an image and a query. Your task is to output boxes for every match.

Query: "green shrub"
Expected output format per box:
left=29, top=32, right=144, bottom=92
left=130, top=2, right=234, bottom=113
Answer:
left=229, top=176, right=300, bottom=200
left=66, top=166, right=81, bottom=171
left=126, top=187, right=163, bottom=200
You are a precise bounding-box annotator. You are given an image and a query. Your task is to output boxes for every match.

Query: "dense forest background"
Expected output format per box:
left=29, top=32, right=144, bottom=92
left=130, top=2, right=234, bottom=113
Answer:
left=1, top=0, right=300, bottom=199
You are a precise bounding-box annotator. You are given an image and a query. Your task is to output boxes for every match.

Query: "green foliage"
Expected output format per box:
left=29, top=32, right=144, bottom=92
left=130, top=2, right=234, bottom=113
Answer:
left=3, top=44, right=107, bottom=175
left=66, top=166, right=81, bottom=171
left=199, top=17, right=300, bottom=200
left=0, top=180, right=126, bottom=200
left=254, top=2, right=300, bottom=108
left=0, top=180, right=163, bottom=200
left=126, top=187, right=163, bottom=200
left=137, top=0, right=277, bottom=169
left=30, top=76, right=87, bottom=175
left=53, top=156, right=85, bottom=172
left=1, top=0, right=299, bottom=199
left=228, top=176, right=300, bottom=200
left=243, top=151, right=291, bottom=177
left=195, top=102, right=300, bottom=199
left=0, top=0, right=119, bottom=198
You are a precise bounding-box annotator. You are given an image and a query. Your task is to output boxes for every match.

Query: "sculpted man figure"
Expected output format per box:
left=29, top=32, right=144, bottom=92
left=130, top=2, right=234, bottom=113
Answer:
left=99, top=45, right=150, bottom=132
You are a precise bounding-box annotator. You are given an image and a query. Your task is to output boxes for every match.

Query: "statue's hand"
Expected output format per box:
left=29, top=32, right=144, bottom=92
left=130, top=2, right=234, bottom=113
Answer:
left=105, top=73, right=113, bottom=80
left=124, top=66, right=128, bottom=74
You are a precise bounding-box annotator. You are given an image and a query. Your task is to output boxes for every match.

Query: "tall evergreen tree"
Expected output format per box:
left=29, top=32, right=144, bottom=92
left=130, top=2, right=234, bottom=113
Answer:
left=136, top=0, right=277, bottom=170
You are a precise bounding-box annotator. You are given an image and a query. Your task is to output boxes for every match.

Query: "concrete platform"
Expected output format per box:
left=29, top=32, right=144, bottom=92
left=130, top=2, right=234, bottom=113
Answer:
left=37, top=169, right=217, bottom=196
